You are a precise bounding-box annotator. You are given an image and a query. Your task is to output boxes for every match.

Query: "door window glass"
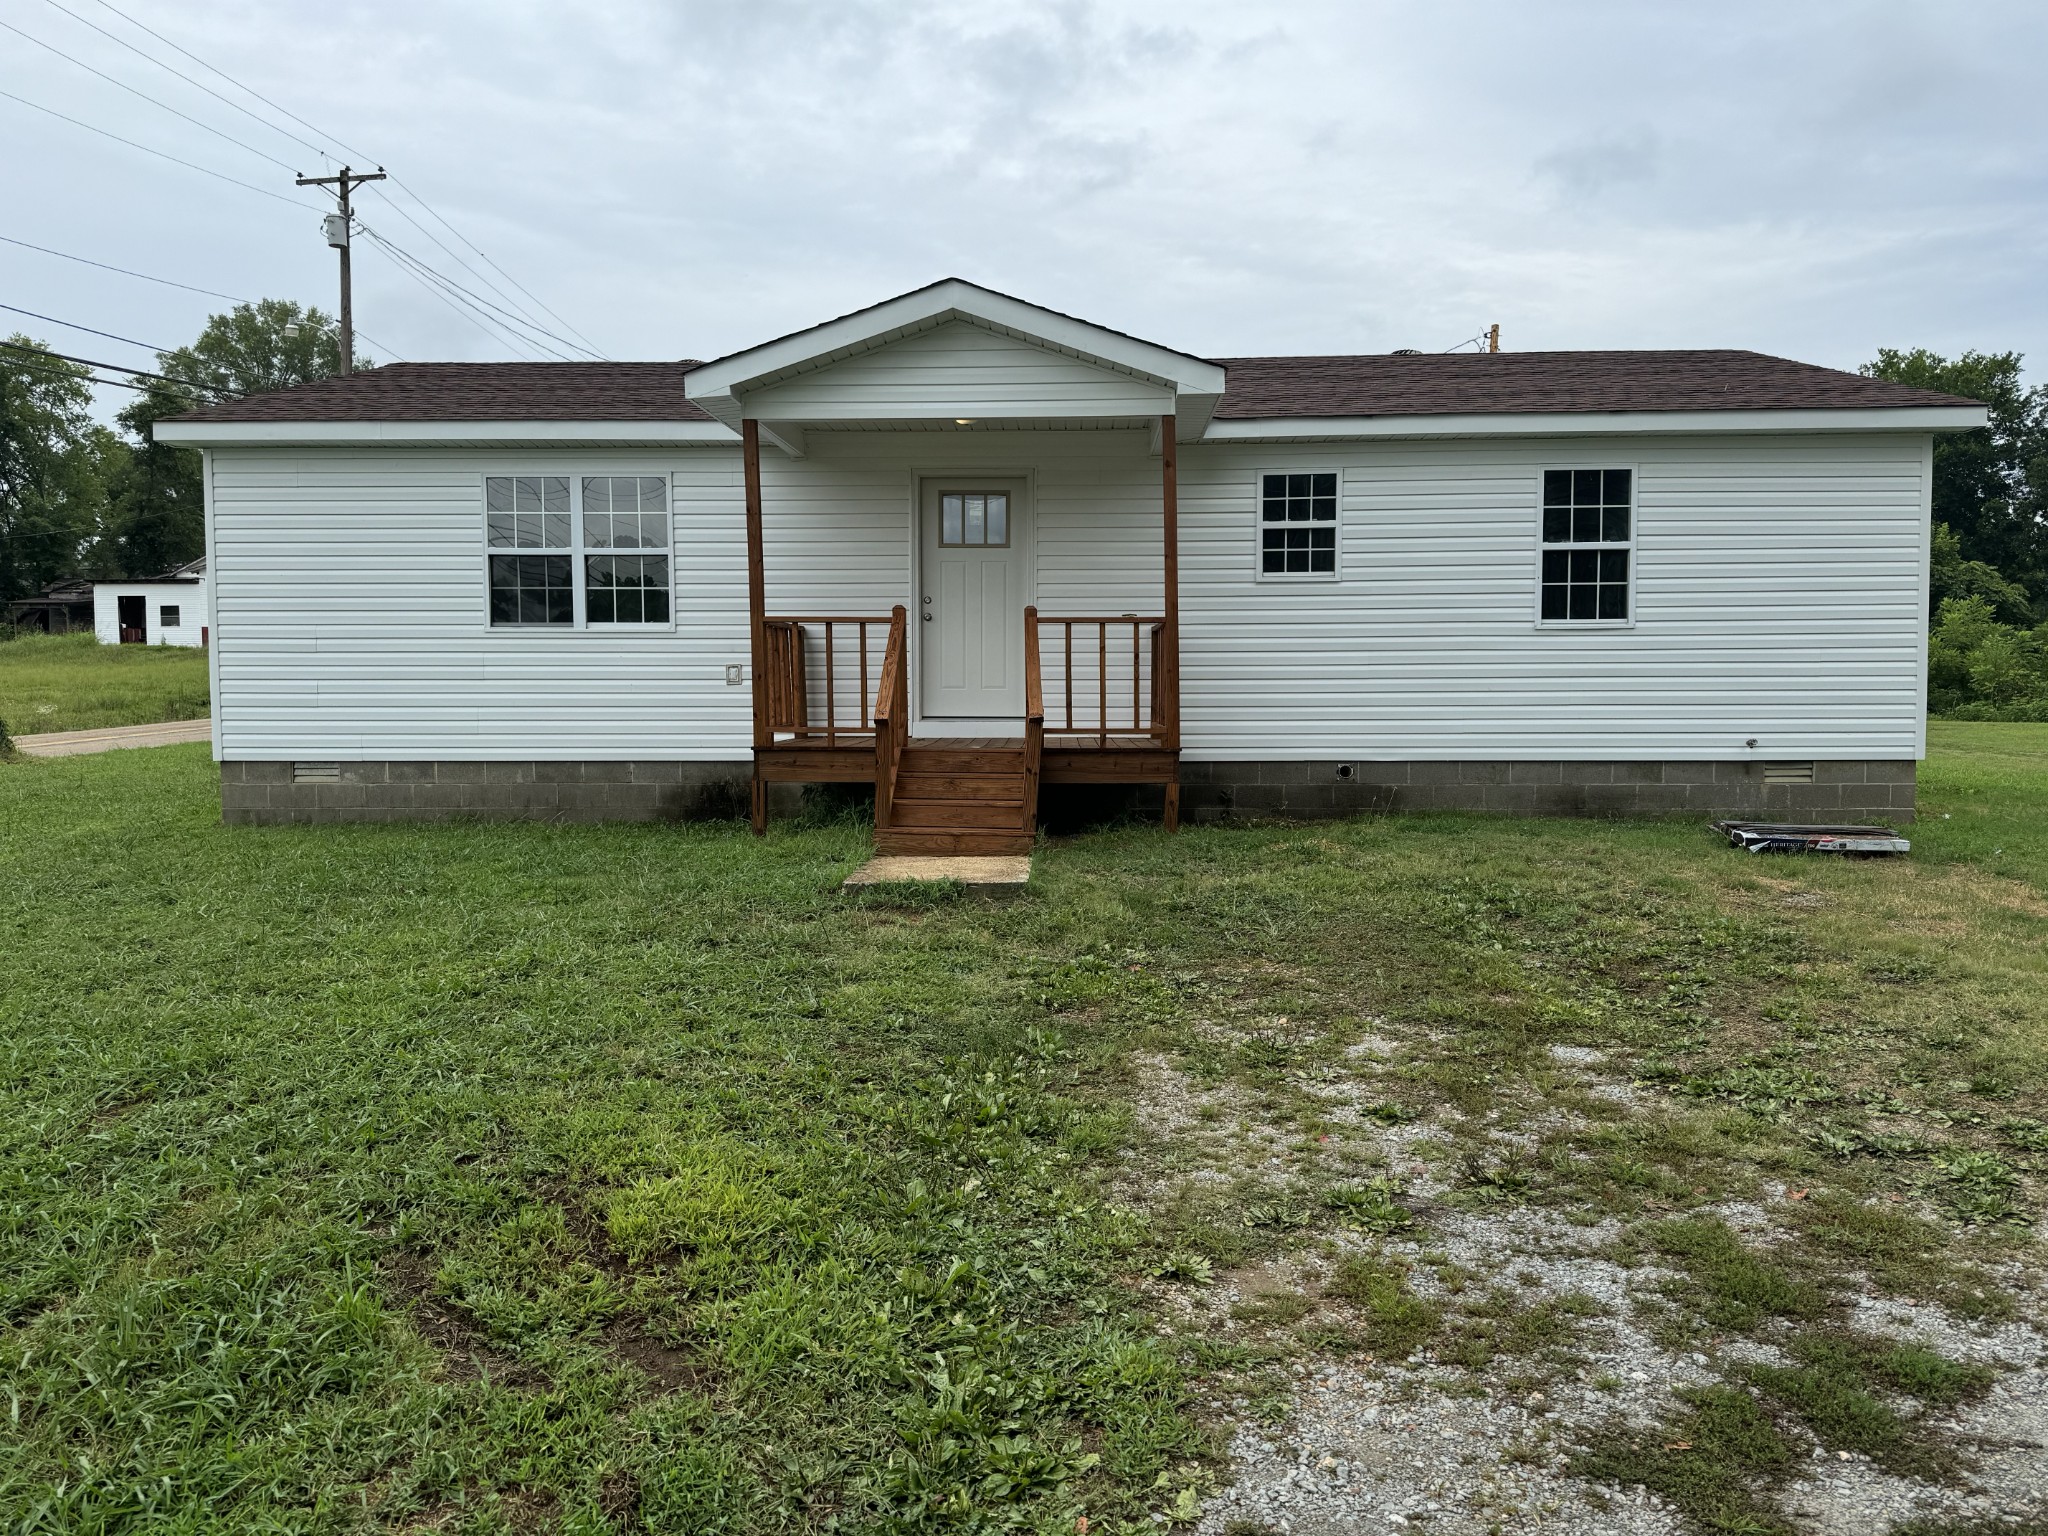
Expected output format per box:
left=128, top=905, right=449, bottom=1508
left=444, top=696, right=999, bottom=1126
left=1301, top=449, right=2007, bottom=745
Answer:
left=939, top=492, right=1008, bottom=547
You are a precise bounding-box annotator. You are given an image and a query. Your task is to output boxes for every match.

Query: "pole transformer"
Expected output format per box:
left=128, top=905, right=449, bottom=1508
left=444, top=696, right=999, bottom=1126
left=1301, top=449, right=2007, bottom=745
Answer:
left=295, top=165, right=386, bottom=375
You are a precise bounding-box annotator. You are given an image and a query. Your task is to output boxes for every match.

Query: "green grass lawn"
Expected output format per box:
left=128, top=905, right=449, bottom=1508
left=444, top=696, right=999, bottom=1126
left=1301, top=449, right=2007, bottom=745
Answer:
left=1, top=734, right=2042, bottom=1534
left=0, top=632, right=210, bottom=736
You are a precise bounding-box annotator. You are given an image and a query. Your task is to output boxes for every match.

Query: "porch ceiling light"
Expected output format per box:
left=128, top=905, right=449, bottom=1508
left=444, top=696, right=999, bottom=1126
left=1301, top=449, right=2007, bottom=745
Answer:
left=955, top=418, right=974, bottom=424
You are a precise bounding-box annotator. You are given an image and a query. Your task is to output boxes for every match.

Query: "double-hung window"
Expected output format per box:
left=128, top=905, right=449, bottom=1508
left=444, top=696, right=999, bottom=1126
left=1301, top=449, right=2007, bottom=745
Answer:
left=1259, top=471, right=1339, bottom=577
left=1539, top=468, right=1633, bottom=623
left=485, top=474, right=671, bottom=628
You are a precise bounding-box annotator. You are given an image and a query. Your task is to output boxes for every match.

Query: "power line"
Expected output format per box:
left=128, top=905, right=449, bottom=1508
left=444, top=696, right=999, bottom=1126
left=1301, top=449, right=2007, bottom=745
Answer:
left=360, top=235, right=546, bottom=360
left=83, top=0, right=376, bottom=164
left=0, top=348, right=159, bottom=394
left=0, top=338, right=221, bottom=392
left=0, top=87, right=318, bottom=208
left=41, top=0, right=338, bottom=166
left=68, top=0, right=605, bottom=357
left=0, top=234, right=249, bottom=301
left=0, top=15, right=298, bottom=172
left=358, top=184, right=594, bottom=356
left=376, top=249, right=555, bottom=361
left=359, top=223, right=596, bottom=360
left=23, top=0, right=595, bottom=363
left=0, top=301, right=169, bottom=352
left=0, top=236, right=405, bottom=362
left=360, top=225, right=574, bottom=360
left=384, top=177, right=609, bottom=357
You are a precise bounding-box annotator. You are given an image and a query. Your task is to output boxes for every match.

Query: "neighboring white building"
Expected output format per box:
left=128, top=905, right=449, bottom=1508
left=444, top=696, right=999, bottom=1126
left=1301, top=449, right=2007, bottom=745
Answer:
left=154, top=280, right=1986, bottom=841
left=93, top=559, right=208, bottom=648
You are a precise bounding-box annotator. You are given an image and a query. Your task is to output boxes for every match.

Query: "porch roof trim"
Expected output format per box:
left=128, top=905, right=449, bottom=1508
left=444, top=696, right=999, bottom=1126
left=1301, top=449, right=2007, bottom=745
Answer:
left=684, top=279, right=1228, bottom=442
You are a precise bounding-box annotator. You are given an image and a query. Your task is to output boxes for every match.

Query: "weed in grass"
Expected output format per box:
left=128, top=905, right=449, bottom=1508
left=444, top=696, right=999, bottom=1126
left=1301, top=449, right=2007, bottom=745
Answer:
left=1745, top=1354, right=1937, bottom=1481
left=1319, top=1178, right=1412, bottom=1233
left=1230, top=1291, right=1314, bottom=1328
left=1786, top=1192, right=2017, bottom=1321
left=1575, top=1385, right=1796, bottom=1536
left=1361, top=1100, right=1421, bottom=1125
left=1435, top=1289, right=1602, bottom=1373
left=1647, top=1216, right=1829, bottom=1332
left=1931, top=1148, right=2024, bottom=1226
left=1455, top=1149, right=1535, bottom=1204
left=1152, top=1251, right=1216, bottom=1285
left=1740, top=1329, right=1994, bottom=1483
left=1323, top=1252, right=1442, bottom=1359
left=2000, top=1116, right=2048, bottom=1151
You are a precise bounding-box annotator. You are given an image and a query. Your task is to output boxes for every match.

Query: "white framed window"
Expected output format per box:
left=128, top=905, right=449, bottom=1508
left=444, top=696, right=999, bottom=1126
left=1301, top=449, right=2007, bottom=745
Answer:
left=1257, top=470, right=1339, bottom=578
left=1537, top=468, right=1634, bottom=625
left=484, top=474, right=671, bottom=629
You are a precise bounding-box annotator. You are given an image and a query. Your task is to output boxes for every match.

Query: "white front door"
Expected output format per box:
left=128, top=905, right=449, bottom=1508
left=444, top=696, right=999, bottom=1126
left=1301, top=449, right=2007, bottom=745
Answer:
left=919, top=479, right=1026, bottom=719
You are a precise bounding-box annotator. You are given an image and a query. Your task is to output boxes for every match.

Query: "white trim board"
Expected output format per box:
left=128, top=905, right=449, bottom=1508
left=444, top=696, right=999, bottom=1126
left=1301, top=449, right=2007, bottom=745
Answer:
left=1200, top=406, right=1987, bottom=440
left=153, top=420, right=739, bottom=447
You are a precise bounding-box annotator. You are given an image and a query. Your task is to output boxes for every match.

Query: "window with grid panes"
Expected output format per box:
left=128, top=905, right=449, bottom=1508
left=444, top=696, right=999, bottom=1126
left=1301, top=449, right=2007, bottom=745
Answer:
left=484, top=474, right=671, bottom=627
left=1260, top=472, right=1338, bottom=576
left=1539, top=468, right=1632, bottom=622
left=487, top=475, right=574, bottom=625
left=581, top=476, right=671, bottom=624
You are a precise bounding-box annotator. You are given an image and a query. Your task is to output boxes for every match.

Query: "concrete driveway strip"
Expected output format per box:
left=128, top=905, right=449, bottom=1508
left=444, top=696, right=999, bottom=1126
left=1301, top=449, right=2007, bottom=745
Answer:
left=12, top=718, right=214, bottom=757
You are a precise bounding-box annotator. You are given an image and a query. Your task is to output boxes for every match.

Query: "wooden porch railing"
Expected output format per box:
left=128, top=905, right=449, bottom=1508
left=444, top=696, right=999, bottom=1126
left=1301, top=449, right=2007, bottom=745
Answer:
left=1022, top=606, right=1045, bottom=833
left=1026, top=612, right=1178, bottom=747
left=759, top=615, right=895, bottom=744
left=872, top=606, right=908, bottom=828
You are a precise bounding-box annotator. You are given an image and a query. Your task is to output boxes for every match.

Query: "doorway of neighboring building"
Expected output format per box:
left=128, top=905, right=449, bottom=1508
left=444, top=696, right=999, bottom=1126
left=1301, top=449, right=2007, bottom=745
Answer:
left=118, top=594, right=146, bottom=644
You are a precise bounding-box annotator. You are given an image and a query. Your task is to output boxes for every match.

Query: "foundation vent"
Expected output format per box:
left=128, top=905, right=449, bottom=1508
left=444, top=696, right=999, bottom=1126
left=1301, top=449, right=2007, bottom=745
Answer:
left=293, top=762, right=342, bottom=784
left=1763, top=761, right=1815, bottom=785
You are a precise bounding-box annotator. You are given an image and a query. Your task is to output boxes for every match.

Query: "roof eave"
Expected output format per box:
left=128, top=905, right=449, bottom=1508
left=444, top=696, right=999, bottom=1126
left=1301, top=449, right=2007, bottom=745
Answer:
left=1201, top=404, right=1989, bottom=440
left=152, top=419, right=738, bottom=447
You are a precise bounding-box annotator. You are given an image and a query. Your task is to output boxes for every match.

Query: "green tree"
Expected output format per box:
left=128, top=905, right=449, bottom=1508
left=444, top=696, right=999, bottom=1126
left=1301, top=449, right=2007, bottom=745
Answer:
left=0, top=338, right=111, bottom=605
left=1928, top=595, right=2048, bottom=720
left=1930, top=521, right=2032, bottom=622
left=1863, top=348, right=2048, bottom=614
left=110, top=299, right=350, bottom=576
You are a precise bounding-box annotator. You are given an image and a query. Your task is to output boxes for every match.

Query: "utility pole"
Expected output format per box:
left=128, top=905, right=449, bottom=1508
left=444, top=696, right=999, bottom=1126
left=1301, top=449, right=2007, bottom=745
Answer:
left=1487, top=323, right=1501, bottom=354
left=295, top=165, right=386, bottom=375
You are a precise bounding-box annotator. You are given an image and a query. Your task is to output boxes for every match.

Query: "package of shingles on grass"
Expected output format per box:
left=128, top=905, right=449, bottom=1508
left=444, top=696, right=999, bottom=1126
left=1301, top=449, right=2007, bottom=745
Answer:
left=1711, top=821, right=1910, bottom=855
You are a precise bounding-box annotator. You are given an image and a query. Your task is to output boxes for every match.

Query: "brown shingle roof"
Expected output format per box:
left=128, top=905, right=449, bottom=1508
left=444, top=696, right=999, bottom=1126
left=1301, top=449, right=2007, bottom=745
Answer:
left=1209, top=349, right=1976, bottom=418
left=164, top=350, right=1976, bottom=425
left=167, top=361, right=711, bottom=423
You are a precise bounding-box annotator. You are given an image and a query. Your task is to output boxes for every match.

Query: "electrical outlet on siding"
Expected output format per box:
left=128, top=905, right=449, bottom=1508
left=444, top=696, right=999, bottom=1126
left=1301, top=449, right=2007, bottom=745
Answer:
left=725, top=665, right=746, bottom=686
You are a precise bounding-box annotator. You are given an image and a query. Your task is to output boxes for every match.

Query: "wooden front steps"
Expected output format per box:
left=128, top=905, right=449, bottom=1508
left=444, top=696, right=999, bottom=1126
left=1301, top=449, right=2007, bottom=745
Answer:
left=876, top=742, right=1032, bottom=855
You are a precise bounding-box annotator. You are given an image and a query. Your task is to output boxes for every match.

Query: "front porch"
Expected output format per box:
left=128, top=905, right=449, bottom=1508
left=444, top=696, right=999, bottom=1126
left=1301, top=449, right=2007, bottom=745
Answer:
left=742, top=418, right=1185, bottom=853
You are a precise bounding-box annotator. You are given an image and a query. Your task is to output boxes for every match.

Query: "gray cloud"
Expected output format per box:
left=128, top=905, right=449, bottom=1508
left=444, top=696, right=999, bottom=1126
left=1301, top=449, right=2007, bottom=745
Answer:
left=3, top=0, right=2043, bottom=410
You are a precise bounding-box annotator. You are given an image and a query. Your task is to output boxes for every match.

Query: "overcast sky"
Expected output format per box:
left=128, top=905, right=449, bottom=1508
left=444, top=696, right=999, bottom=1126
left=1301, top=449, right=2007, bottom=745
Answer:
left=4, top=0, right=2045, bottom=414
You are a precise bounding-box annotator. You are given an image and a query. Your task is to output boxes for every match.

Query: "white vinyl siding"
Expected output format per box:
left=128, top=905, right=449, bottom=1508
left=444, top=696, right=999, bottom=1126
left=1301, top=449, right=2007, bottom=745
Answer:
left=1179, top=434, right=1928, bottom=760
left=204, top=429, right=1929, bottom=764
left=741, top=320, right=1173, bottom=422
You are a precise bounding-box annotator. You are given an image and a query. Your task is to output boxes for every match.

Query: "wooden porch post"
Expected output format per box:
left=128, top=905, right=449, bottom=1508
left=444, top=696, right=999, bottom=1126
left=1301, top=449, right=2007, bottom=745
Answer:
left=743, top=418, right=768, bottom=834
left=1161, top=412, right=1181, bottom=831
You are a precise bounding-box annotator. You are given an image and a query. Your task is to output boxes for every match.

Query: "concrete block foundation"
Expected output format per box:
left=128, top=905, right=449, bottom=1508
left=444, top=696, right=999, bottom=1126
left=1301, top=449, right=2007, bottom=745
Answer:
left=221, top=757, right=1917, bottom=827
left=1175, top=759, right=1916, bottom=825
left=220, top=760, right=779, bottom=824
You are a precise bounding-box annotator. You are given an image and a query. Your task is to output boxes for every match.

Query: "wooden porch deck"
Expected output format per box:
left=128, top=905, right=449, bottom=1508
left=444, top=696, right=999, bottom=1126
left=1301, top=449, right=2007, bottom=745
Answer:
left=751, top=605, right=1181, bottom=853
left=740, top=413, right=1183, bottom=852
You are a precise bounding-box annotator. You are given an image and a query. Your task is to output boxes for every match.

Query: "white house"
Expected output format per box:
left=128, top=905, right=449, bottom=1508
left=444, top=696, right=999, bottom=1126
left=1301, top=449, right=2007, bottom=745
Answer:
left=92, top=558, right=208, bottom=647
left=154, top=280, right=1985, bottom=848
